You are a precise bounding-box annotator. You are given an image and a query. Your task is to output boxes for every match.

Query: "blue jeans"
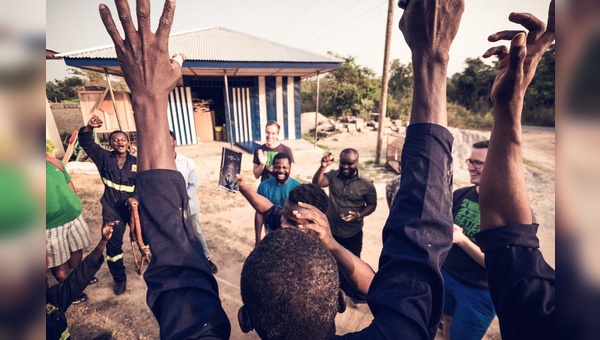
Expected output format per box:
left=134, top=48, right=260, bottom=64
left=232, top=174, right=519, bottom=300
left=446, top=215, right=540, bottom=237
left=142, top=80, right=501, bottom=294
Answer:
left=442, top=268, right=496, bottom=340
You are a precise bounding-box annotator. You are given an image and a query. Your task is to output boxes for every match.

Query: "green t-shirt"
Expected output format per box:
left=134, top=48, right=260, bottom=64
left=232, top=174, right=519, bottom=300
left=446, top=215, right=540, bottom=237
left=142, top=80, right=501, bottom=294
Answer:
left=0, top=165, right=39, bottom=236
left=46, top=159, right=82, bottom=229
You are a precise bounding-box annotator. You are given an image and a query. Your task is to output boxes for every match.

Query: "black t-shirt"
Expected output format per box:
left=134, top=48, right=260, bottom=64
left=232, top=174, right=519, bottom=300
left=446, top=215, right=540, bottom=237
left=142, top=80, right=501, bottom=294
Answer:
left=442, top=186, right=489, bottom=289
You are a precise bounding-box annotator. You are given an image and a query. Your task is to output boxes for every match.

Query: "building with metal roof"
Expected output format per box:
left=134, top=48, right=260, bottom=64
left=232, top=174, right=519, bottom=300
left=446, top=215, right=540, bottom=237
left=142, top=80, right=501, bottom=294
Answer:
left=58, top=27, right=342, bottom=149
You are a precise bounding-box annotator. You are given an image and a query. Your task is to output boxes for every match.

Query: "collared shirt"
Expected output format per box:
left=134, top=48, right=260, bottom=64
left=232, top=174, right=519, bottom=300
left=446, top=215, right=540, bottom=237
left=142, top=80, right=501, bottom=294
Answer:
left=175, top=153, right=200, bottom=215
left=78, top=129, right=136, bottom=220
left=324, top=169, right=377, bottom=238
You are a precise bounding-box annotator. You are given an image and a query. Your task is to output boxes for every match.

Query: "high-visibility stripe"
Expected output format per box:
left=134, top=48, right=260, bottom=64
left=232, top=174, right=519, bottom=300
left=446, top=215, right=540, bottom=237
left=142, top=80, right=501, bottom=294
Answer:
left=102, top=178, right=135, bottom=193
left=60, top=327, right=70, bottom=340
left=106, top=253, right=124, bottom=262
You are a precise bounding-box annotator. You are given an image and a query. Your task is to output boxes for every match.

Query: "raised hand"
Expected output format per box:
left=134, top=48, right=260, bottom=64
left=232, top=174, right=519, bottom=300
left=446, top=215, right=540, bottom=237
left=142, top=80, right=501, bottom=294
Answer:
left=257, top=150, right=267, bottom=166
left=102, top=221, right=118, bottom=241
left=99, top=0, right=182, bottom=102
left=87, top=115, right=104, bottom=129
left=399, top=0, right=465, bottom=56
left=483, top=0, right=555, bottom=109
left=321, top=153, right=334, bottom=169
left=293, top=202, right=337, bottom=250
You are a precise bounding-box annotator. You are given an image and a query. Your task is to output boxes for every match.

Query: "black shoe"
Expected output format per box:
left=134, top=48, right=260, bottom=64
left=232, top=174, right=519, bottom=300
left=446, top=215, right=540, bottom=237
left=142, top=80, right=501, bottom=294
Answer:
left=89, top=277, right=99, bottom=285
left=72, top=292, right=88, bottom=304
left=113, top=280, right=126, bottom=295
left=208, top=259, right=218, bottom=274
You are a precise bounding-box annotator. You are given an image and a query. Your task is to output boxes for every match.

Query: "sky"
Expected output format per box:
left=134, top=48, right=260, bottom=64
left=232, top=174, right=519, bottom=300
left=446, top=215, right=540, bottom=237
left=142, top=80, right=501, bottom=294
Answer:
left=46, top=0, right=551, bottom=82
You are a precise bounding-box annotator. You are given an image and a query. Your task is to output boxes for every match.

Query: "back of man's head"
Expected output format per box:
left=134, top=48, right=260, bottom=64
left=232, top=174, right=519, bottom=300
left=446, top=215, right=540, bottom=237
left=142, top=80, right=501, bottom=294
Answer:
left=287, top=183, right=328, bottom=214
left=240, top=228, right=339, bottom=340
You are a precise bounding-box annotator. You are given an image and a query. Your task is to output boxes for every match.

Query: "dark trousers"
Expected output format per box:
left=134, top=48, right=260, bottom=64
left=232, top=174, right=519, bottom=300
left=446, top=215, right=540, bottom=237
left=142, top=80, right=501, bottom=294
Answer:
left=104, top=217, right=128, bottom=283
left=334, top=231, right=366, bottom=301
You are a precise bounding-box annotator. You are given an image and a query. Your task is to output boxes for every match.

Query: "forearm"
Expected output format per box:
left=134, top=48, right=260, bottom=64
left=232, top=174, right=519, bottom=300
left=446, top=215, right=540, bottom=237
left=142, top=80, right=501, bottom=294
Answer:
left=254, top=212, right=263, bottom=245
left=252, top=164, right=264, bottom=179
left=456, top=238, right=485, bottom=267
left=90, top=240, right=108, bottom=262
left=132, top=98, right=176, bottom=172
left=312, top=167, right=326, bottom=186
left=409, top=52, right=449, bottom=126
left=329, top=242, right=374, bottom=295
left=239, top=184, right=274, bottom=214
left=359, top=203, right=377, bottom=219
left=479, top=102, right=531, bottom=229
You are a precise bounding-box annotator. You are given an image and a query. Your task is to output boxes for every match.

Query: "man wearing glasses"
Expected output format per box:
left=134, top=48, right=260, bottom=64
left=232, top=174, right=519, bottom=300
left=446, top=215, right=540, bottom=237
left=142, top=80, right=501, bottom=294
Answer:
left=441, top=140, right=495, bottom=340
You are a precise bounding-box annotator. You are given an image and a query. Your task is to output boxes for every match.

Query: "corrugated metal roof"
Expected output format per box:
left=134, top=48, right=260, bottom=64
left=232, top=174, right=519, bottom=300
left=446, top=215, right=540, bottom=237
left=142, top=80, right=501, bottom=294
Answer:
left=58, top=27, right=341, bottom=64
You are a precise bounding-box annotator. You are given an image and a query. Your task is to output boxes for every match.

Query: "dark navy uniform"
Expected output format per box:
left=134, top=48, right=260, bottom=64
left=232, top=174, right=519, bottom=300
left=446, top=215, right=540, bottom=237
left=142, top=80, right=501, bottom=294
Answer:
left=46, top=253, right=104, bottom=340
left=79, top=128, right=136, bottom=284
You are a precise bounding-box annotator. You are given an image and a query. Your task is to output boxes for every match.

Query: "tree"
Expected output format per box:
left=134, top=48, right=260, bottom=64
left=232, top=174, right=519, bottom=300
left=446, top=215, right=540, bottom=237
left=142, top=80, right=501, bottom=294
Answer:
left=46, top=76, right=84, bottom=102
left=387, top=60, right=413, bottom=120
left=46, top=68, right=129, bottom=103
left=301, top=53, right=380, bottom=119
left=447, top=57, right=496, bottom=115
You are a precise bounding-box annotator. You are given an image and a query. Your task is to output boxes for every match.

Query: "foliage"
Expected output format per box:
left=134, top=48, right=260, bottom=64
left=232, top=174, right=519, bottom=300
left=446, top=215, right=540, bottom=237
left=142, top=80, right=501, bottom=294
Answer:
left=523, top=44, right=555, bottom=126
left=302, top=53, right=380, bottom=119
left=447, top=57, right=496, bottom=114
left=46, top=139, right=56, bottom=156
left=46, top=68, right=129, bottom=103
left=447, top=103, right=493, bottom=130
left=46, top=76, right=84, bottom=102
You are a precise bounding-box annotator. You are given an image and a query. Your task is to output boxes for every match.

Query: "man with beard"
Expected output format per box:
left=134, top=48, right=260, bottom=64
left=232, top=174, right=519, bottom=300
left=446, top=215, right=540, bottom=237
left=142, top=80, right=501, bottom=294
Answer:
left=312, top=148, right=377, bottom=303
left=253, top=121, right=295, bottom=247
left=255, top=152, right=300, bottom=245
left=79, top=115, right=136, bottom=295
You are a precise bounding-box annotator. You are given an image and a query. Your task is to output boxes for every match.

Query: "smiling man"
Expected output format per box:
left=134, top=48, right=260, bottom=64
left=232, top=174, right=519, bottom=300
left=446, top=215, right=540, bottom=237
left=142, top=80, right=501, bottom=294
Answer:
left=441, top=140, right=494, bottom=340
left=255, top=153, right=301, bottom=245
left=79, top=114, right=137, bottom=295
left=312, top=148, right=377, bottom=303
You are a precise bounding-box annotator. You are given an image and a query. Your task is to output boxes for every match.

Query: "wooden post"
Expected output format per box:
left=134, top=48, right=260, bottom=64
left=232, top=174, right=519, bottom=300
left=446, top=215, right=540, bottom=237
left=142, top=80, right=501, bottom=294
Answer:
left=104, top=68, right=123, bottom=130
left=313, top=71, right=320, bottom=149
left=224, top=71, right=234, bottom=149
left=375, top=0, right=395, bottom=164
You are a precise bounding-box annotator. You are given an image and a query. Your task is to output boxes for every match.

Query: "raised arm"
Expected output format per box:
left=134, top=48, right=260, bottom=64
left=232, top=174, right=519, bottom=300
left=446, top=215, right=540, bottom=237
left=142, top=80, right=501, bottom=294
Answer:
left=237, top=174, right=274, bottom=214
left=99, top=1, right=230, bottom=338
left=476, top=2, right=555, bottom=339
left=311, top=153, right=333, bottom=187
left=349, top=1, right=464, bottom=338
left=479, top=2, right=555, bottom=229
left=100, top=0, right=180, bottom=172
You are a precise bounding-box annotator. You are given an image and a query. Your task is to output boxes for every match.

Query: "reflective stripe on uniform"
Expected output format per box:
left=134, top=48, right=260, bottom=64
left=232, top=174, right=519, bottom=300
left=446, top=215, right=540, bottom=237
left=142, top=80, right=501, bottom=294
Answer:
left=102, top=177, right=135, bottom=193
left=106, top=253, right=124, bottom=262
left=60, top=327, right=70, bottom=340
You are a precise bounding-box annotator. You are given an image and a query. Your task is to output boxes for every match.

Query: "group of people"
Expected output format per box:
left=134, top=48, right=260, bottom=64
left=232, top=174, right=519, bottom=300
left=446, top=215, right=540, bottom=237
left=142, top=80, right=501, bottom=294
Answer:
left=47, top=0, right=555, bottom=339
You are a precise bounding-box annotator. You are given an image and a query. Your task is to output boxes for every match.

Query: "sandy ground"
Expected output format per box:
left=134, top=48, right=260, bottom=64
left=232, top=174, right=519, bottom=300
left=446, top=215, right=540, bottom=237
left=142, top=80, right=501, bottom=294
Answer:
left=61, top=126, right=555, bottom=339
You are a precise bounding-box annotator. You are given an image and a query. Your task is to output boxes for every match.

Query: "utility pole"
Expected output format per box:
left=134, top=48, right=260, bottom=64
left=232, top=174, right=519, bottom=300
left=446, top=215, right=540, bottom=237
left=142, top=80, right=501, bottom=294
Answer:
left=375, top=0, right=395, bottom=164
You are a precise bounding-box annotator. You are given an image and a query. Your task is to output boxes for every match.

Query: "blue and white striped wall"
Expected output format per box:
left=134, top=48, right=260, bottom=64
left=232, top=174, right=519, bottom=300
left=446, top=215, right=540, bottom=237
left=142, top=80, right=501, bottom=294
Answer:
left=168, top=75, right=301, bottom=146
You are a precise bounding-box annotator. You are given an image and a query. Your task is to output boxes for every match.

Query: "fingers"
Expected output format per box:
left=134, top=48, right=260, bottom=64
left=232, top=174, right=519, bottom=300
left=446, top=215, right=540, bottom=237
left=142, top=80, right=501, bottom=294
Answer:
left=114, top=0, right=138, bottom=43
left=171, top=52, right=185, bottom=69
left=156, top=0, right=176, bottom=51
left=136, top=0, right=152, bottom=37
left=546, top=0, right=555, bottom=34
left=99, top=4, right=125, bottom=51
left=483, top=45, right=509, bottom=60
left=488, top=30, right=525, bottom=43
left=508, top=32, right=527, bottom=79
left=508, top=12, right=546, bottom=43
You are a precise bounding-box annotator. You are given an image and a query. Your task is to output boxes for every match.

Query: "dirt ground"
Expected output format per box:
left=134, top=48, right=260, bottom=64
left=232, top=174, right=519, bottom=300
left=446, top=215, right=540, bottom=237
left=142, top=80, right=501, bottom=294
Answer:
left=61, top=126, right=555, bottom=339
